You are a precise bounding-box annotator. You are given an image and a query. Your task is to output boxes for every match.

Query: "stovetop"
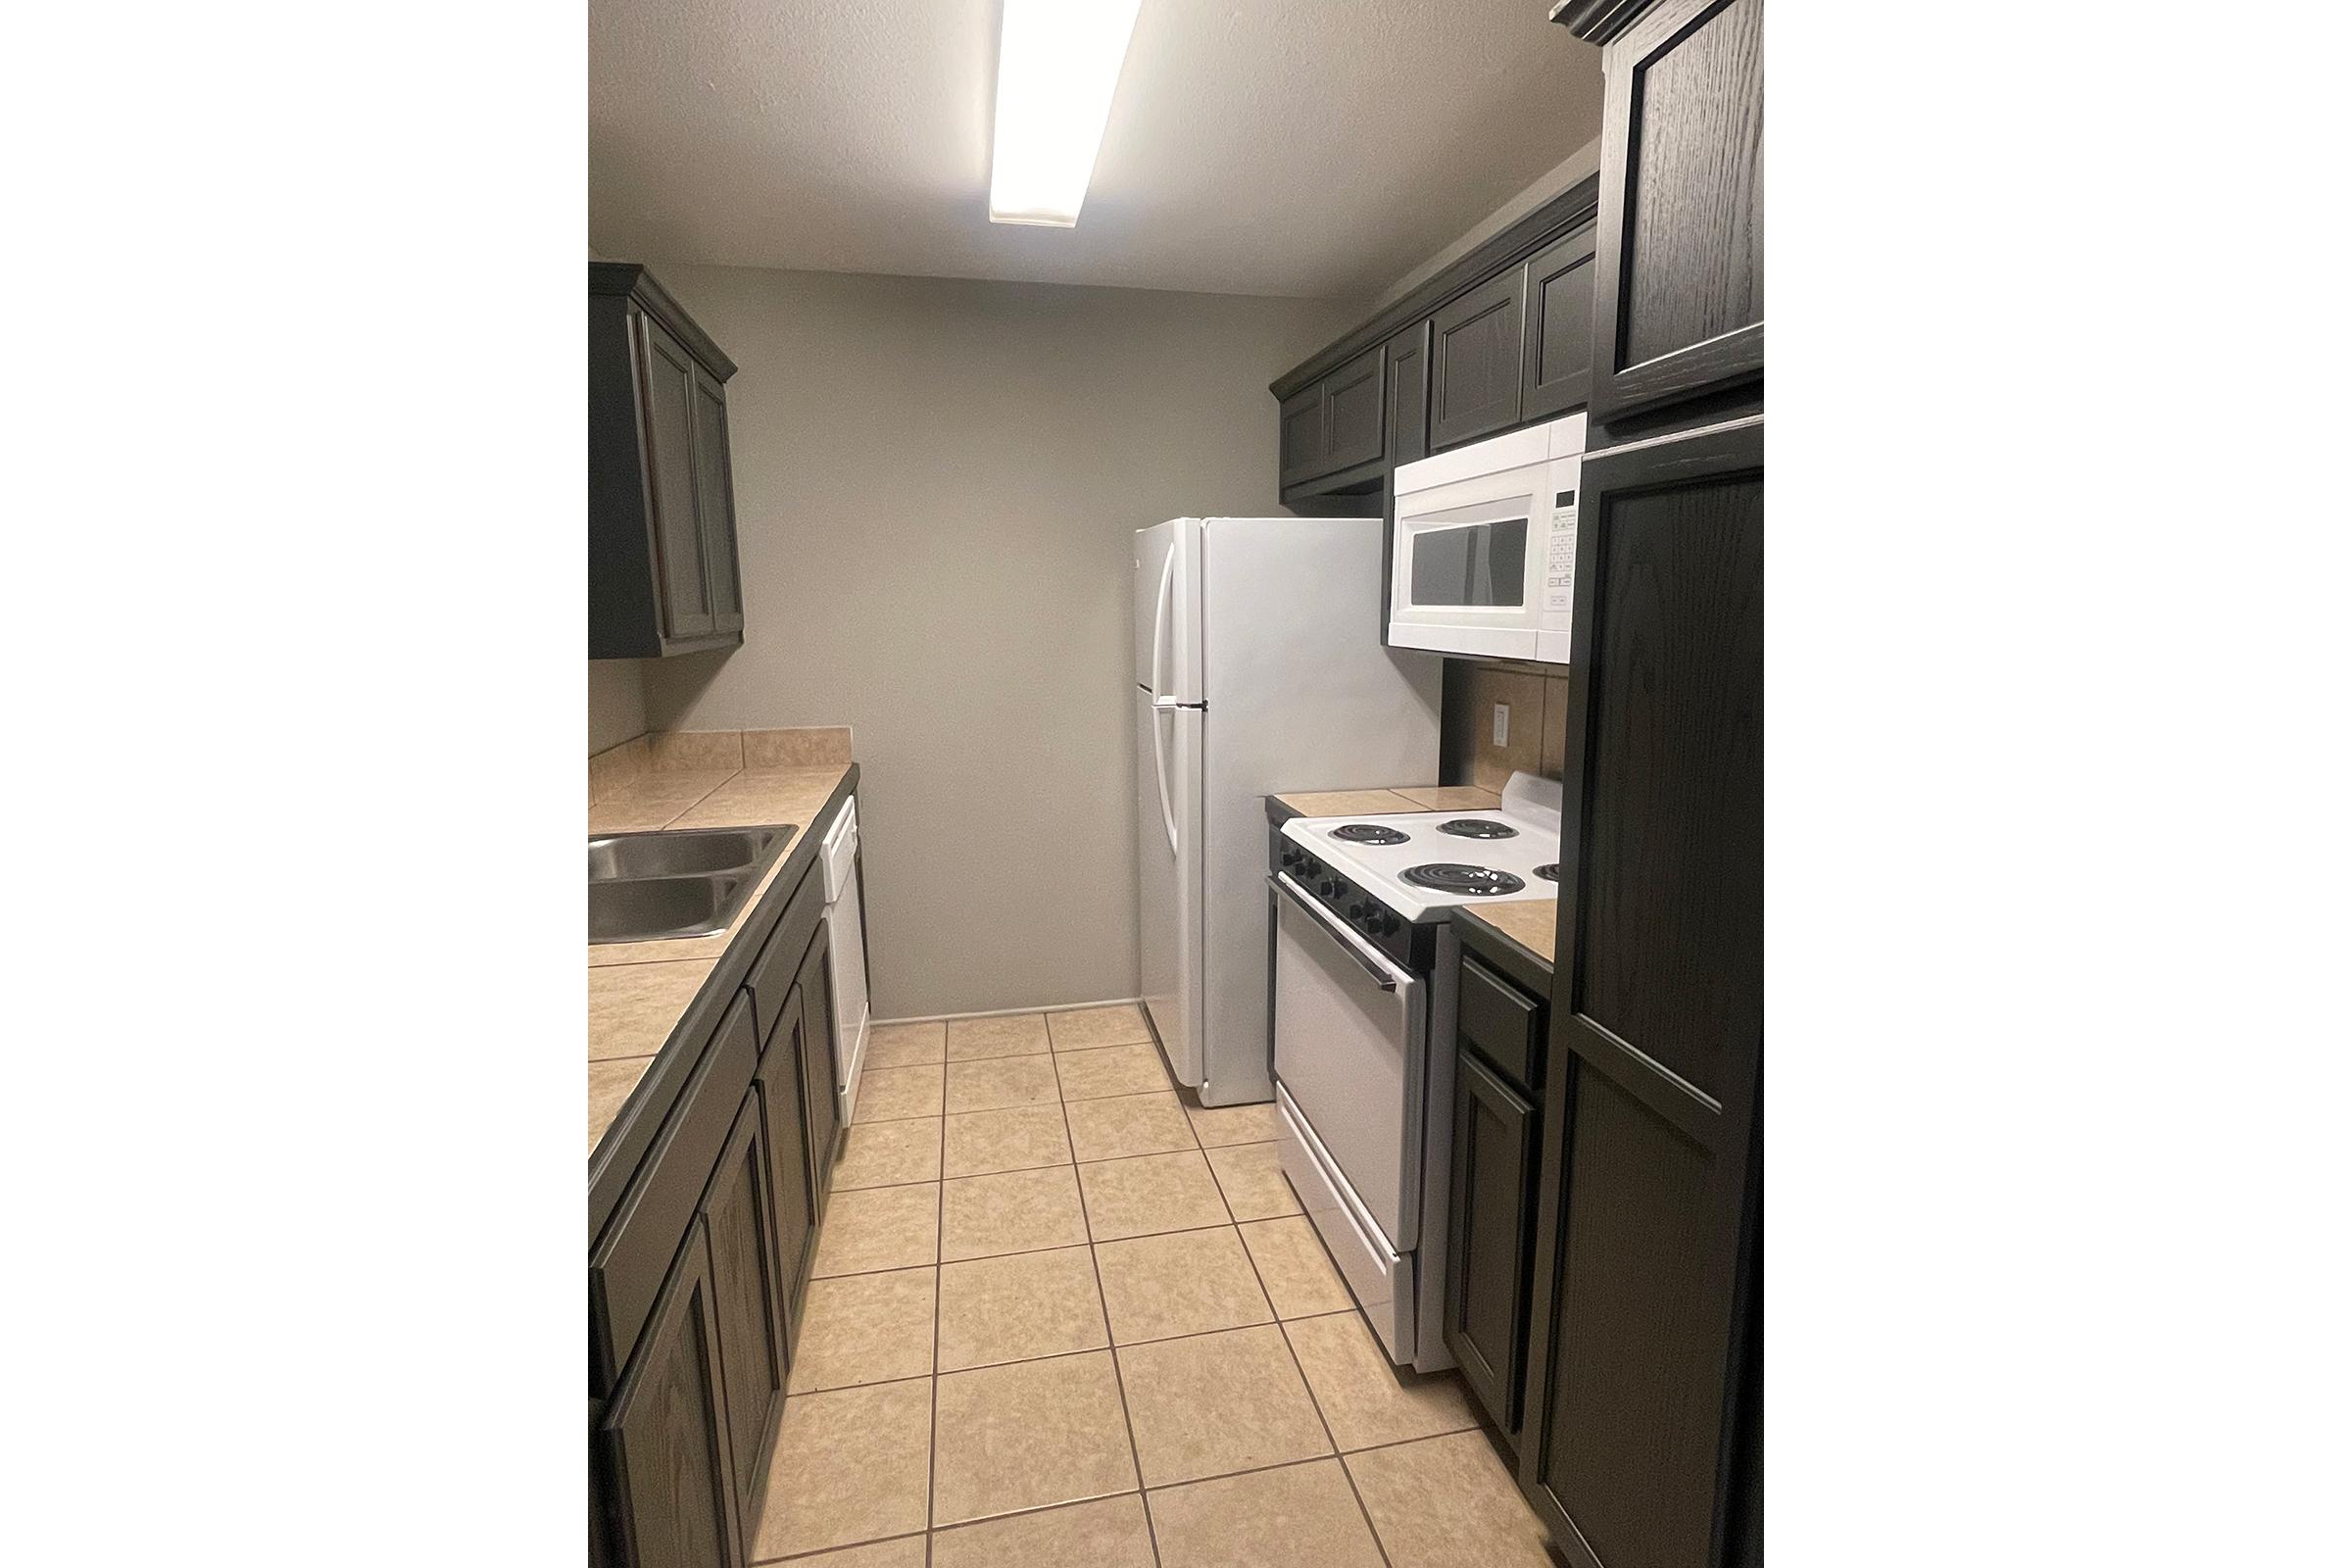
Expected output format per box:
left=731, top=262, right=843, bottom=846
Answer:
left=1279, top=772, right=1563, bottom=924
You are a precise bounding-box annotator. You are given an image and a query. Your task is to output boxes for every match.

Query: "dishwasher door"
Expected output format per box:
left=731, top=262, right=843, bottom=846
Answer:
left=1269, top=872, right=1425, bottom=1250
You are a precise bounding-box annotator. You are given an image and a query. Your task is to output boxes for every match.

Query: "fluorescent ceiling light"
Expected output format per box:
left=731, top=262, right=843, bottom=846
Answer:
left=988, top=0, right=1144, bottom=226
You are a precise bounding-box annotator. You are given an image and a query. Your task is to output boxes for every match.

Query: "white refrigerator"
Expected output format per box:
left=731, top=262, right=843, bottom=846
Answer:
left=1134, top=517, right=1441, bottom=1106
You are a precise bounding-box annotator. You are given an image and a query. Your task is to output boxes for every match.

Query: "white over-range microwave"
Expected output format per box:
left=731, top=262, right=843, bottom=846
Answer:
left=1388, top=412, right=1585, bottom=663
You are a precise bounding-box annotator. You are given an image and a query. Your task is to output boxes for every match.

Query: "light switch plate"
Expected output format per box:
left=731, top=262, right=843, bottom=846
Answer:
left=1492, top=703, right=1510, bottom=747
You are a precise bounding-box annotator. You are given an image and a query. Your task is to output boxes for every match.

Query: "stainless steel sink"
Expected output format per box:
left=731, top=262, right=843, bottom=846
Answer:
left=589, top=825, right=793, bottom=883
left=589, top=824, right=796, bottom=943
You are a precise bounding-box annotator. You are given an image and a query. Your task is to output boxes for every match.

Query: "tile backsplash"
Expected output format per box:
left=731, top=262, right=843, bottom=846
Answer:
left=1440, top=661, right=1572, bottom=791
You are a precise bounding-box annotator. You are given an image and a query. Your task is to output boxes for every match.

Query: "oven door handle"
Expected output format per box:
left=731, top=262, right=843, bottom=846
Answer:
left=1270, top=872, right=1398, bottom=992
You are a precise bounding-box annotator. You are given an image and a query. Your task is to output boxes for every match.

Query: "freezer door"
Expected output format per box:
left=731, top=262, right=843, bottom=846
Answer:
left=1134, top=688, right=1202, bottom=1086
left=1133, top=519, right=1201, bottom=703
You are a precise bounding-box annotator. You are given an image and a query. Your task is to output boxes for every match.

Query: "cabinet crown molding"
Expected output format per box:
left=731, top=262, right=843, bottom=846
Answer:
left=589, top=262, right=738, bottom=381
left=1548, top=0, right=1659, bottom=44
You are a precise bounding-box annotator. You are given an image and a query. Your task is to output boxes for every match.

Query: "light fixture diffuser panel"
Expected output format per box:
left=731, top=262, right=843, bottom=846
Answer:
left=988, top=0, right=1144, bottom=226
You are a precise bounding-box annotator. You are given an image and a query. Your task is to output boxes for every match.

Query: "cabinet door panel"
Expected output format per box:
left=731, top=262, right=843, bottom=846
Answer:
left=1322, top=345, right=1386, bottom=473
left=1573, top=442, right=1761, bottom=1105
left=1523, top=416, right=1761, bottom=1568
left=638, top=318, right=714, bottom=641
left=1592, top=0, right=1765, bottom=421
left=1430, top=269, right=1527, bottom=451
left=690, top=367, right=743, bottom=634
left=1446, top=1048, right=1539, bottom=1444
left=599, top=1225, right=743, bottom=1568
left=1535, top=1068, right=1721, bottom=1568
left=796, top=925, right=840, bottom=1211
left=758, top=986, right=814, bottom=1313
left=1278, top=386, right=1327, bottom=488
left=1384, top=320, right=1431, bottom=467
left=1522, top=224, right=1598, bottom=421
left=702, top=1093, right=788, bottom=1519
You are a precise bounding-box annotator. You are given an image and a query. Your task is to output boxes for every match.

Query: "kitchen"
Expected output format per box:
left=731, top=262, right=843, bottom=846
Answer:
left=586, top=2, right=1756, bottom=1565
left=27, top=3, right=2341, bottom=1568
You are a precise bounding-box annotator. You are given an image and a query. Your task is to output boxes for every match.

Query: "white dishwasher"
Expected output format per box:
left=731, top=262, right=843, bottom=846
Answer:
left=821, top=798, right=872, bottom=1125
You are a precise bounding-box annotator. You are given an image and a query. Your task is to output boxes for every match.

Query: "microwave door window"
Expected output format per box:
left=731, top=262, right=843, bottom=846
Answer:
left=1411, top=517, right=1528, bottom=608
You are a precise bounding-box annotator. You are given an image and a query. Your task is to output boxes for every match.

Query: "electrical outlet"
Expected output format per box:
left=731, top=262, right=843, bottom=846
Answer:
left=1492, top=703, right=1510, bottom=747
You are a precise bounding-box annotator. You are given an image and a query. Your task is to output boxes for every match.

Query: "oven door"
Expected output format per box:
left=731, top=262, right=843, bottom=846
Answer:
left=1388, top=456, right=1547, bottom=661
left=1269, top=872, right=1425, bottom=1251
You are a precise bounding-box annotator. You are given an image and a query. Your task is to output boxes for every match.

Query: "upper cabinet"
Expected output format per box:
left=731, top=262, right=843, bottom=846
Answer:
left=1578, top=0, right=1764, bottom=425
left=590, top=264, right=746, bottom=660
left=1429, top=268, right=1528, bottom=452
left=1278, top=343, right=1389, bottom=496
left=1520, top=223, right=1598, bottom=422
left=1267, top=177, right=1600, bottom=514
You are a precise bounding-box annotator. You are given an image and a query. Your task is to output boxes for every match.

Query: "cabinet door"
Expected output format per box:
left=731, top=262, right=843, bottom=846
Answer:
left=1590, top=0, right=1764, bottom=423
left=757, top=984, right=814, bottom=1314
left=1278, top=385, right=1327, bottom=489
left=1322, top=345, right=1386, bottom=474
left=1446, top=1047, right=1540, bottom=1446
left=1429, top=269, right=1527, bottom=451
left=690, top=366, right=744, bottom=634
left=1522, top=224, right=1598, bottom=421
left=637, top=317, right=715, bottom=641
left=598, top=1223, right=744, bottom=1568
left=796, top=924, right=840, bottom=1212
left=1384, top=320, right=1431, bottom=467
left=1522, top=416, right=1762, bottom=1568
left=702, top=1092, right=788, bottom=1523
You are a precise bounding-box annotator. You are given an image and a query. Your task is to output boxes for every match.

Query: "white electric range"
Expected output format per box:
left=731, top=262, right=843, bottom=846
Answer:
left=1267, top=771, right=1561, bottom=1369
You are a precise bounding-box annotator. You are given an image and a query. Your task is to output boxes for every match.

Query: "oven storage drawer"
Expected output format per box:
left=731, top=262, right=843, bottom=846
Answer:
left=1278, top=1084, right=1413, bottom=1363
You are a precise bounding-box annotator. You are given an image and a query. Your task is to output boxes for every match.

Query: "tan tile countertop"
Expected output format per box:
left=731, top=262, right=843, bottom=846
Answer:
left=587, top=747, right=855, bottom=1155
left=1269, top=783, right=1503, bottom=816
left=1456, top=899, right=1557, bottom=967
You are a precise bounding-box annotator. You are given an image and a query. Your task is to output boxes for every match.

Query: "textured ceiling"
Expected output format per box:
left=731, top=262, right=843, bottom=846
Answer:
left=589, top=0, right=1603, bottom=302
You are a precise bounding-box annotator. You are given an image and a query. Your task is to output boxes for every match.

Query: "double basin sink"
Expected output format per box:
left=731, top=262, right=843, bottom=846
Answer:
left=590, top=824, right=796, bottom=944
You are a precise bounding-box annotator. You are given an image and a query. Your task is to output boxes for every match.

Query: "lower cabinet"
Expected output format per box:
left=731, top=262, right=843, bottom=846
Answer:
left=1445, top=1046, right=1541, bottom=1446
left=593, top=795, right=866, bottom=1568
left=796, top=921, right=840, bottom=1214
left=701, top=1093, right=790, bottom=1524
left=598, top=1222, right=746, bottom=1568
left=757, top=985, right=814, bottom=1313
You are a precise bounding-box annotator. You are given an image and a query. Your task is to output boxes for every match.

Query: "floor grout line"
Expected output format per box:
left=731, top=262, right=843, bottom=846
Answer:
left=1233, top=1166, right=1400, bottom=1568
left=926, top=1102, right=946, bottom=1554
left=1057, top=1063, right=1164, bottom=1568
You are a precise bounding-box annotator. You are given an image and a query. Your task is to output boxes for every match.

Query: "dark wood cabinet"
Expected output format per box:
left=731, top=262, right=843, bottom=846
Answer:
left=597, top=1224, right=745, bottom=1568
left=796, top=922, right=840, bottom=1214
left=1582, top=0, right=1764, bottom=424
left=1323, top=344, right=1386, bottom=473
left=1521, top=223, right=1598, bottom=421
left=1520, top=415, right=1762, bottom=1568
left=1278, top=344, right=1388, bottom=497
left=1384, top=320, right=1431, bottom=468
left=701, top=1092, right=789, bottom=1525
left=1446, top=1041, right=1542, bottom=1447
left=1278, top=385, right=1327, bottom=489
left=1430, top=267, right=1528, bottom=451
left=756, top=985, right=814, bottom=1313
left=590, top=263, right=746, bottom=660
left=690, top=365, right=744, bottom=635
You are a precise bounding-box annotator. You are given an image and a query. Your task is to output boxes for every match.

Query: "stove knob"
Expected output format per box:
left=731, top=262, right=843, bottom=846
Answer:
left=1381, top=913, right=1400, bottom=936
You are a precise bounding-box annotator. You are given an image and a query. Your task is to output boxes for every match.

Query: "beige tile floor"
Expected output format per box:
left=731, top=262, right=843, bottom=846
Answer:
left=752, top=1004, right=1562, bottom=1566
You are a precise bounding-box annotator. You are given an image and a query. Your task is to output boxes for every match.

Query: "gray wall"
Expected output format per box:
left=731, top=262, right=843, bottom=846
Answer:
left=638, top=267, right=1356, bottom=1019
left=588, top=659, right=648, bottom=755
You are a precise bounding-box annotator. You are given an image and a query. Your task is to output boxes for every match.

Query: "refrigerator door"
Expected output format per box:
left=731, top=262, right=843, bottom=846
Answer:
left=1134, top=687, right=1202, bottom=1085
left=1133, top=519, right=1202, bottom=704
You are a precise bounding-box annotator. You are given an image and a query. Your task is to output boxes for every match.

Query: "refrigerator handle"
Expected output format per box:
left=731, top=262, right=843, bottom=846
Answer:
left=1149, top=544, right=1176, bottom=700
left=1150, top=701, right=1179, bottom=855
